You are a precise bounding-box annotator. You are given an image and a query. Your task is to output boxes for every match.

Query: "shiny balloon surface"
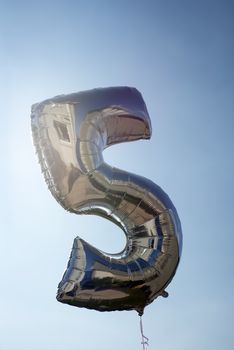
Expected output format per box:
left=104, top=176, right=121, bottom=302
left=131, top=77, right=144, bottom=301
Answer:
left=31, top=87, right=182, bottom=315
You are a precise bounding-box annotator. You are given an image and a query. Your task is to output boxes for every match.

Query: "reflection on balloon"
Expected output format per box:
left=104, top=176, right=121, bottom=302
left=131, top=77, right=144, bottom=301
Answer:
left=31, top=87, right=182, bottom=315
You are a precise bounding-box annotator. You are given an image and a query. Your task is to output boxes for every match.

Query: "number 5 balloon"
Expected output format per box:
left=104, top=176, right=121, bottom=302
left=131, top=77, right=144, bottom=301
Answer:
left=31, top=87, right=182, bottom=316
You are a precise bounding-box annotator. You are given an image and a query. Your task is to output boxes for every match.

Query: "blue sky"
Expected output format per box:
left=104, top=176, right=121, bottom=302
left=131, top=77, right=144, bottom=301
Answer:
left=1, top=1, right=233, bottom=349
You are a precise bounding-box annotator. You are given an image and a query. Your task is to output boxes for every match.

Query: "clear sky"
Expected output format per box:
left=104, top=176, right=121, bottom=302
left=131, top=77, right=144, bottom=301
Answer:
left=1, top=1, right=233, bottom=349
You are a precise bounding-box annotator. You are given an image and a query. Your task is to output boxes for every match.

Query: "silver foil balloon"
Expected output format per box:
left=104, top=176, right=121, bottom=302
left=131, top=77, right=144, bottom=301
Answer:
left=31, top=87, right=182, bottom=315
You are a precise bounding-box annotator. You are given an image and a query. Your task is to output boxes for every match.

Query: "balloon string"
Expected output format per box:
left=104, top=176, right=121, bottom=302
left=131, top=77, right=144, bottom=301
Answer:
left=140, top=316, right=149, bottom=350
